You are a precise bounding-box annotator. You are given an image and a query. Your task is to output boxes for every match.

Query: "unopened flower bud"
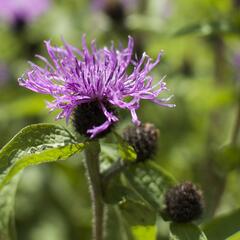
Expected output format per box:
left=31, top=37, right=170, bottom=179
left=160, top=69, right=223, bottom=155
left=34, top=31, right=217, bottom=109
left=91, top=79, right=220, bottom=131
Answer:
left=165, top=182, right=204, bottom=223
left=123, top=123, right=159, bottom=162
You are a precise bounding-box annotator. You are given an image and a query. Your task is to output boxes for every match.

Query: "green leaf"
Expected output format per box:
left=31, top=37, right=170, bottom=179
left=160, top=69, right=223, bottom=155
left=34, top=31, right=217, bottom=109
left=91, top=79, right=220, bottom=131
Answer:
left=203, top=209, right=240, bottom=240
left=0, top=123, right=84, bottom=189
left=169, top=223, right=208, bottom=240
left=114, top=132, right=137, bottom=162
left=0, top=176, right=20, bottom=240
left=124, top=162, right=176, bottom=211
left=132, top=226, right=157, bottom=240
left=105, top=206, right=134, bottom=240
left=119, top=199, right=156, bottom=226
left=227, top=232, right=240, bottom=240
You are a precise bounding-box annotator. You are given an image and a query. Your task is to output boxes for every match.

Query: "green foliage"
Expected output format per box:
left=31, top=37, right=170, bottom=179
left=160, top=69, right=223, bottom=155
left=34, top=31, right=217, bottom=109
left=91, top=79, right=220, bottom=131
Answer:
left=227, top=231, right=240, bottom=240
left=174, top=20, right=235, bottom=37
left=169, top=223, right=207, bottom=240
left=0, top=95, right=47, bottom=122
left=0, top=177, right=20, bottom=240
left=215, top=145, right=240, bottom=171
left=0, top=124, right=85, bottom=239
left=114, top=133, right=137, bottom=162
left=105, top=207, right=134, bottom=240
left=0, top=0, right=239, bottom=238
left=0, top=124, right=84, bottom=189
left=132, top=226, right=156, bottom=240
left=124, top=162, right=176, bottom=212
left=203, top=209, right=240, bottom=240
left=119, top=199, right=155, bottom=226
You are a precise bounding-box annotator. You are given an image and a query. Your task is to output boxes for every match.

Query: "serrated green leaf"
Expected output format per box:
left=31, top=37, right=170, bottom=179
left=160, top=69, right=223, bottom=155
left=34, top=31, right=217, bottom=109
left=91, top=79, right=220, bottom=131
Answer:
left=114, top=132, right=137, bottom=162
left=227, top=231, right=240, bottom=240
left=124, top=162, right=176, bottom=211
left=0, top=124, right=84, bottom=189
left=132, top=225, right=156, bottom=240
left=169, top=223, right=208, bottom=240
left=203, top=209, right=240, bottom=240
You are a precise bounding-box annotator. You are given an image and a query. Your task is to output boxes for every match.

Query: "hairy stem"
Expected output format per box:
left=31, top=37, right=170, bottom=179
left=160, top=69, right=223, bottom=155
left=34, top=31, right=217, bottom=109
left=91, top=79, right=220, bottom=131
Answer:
left=84, top=141, right=104, bottom=240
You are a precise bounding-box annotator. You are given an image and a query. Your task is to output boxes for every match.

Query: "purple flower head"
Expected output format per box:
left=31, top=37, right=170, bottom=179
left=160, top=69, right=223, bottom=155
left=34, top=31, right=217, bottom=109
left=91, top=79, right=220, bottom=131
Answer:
left=0, top=0, right=50, bottom=25
left=19, top=36, right=175, bottom=138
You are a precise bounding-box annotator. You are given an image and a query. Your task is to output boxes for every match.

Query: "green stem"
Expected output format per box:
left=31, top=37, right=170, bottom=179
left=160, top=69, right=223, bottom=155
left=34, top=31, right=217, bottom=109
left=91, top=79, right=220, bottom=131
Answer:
left=84, top=140, right=104, bottom=240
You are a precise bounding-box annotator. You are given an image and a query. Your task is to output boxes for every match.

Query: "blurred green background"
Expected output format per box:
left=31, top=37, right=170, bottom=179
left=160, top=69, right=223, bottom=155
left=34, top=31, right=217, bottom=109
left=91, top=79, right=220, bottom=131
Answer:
left=0, top=0, right=239, bottom=239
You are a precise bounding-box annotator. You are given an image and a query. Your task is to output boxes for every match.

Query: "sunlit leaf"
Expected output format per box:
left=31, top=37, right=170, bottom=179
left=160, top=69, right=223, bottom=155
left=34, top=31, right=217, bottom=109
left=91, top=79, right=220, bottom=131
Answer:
left=132, top=225, right=156, bottom=240
left=227, top=231, right=240, bottom=240
left=114, top=133, right=137, bottom=162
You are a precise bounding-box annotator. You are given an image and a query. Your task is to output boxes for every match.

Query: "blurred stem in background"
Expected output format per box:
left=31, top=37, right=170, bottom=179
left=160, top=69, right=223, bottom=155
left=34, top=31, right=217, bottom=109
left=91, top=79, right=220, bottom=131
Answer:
left=84, top=141, right=104, bottom=240
left=201, top=33, right=240, bottom=219
left=200, top=34, right=227, bottom=219
left=232, top=102, right=240, bottom=145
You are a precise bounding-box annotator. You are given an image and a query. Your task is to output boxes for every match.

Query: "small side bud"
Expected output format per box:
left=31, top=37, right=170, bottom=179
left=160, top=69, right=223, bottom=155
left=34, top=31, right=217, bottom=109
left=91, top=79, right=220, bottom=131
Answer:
left=165, top=182, right=204, bottom=223
left=123, top=123, right=159, bottom=162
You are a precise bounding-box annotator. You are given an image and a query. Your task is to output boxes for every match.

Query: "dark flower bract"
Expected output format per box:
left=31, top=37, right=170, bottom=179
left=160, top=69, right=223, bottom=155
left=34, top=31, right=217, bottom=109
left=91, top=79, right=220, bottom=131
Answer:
left=19, top=36, right=175, bottom=138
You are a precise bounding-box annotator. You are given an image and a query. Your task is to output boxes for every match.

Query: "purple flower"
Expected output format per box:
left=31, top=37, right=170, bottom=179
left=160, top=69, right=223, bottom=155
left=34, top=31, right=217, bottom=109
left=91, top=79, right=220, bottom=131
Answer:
left=0, top=0, right=50, bottom=25
left=19, top=36, right=175, bottom=138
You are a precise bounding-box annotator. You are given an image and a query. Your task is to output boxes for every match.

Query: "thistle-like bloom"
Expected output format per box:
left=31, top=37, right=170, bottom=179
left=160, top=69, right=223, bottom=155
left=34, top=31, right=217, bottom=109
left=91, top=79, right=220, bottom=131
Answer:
left=19, top=36, right=175, bottom=138
left=0, top=0, right=50, bottom=25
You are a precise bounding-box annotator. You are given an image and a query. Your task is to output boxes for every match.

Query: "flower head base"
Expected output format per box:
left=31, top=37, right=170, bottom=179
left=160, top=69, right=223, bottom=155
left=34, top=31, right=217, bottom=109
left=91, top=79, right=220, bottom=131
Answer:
left=19, top=36, right=175, bottom=138
left=72, top=99, right=117, bottom=138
